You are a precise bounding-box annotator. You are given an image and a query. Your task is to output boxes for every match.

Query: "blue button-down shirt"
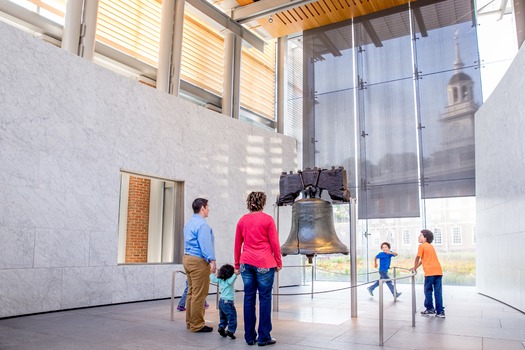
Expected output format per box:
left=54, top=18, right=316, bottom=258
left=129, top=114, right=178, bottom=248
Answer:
left=184, top=214, right=215, bottom=262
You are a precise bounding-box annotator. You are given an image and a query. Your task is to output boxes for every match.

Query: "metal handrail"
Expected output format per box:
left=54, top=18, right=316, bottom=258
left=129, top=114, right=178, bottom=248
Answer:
left=172, top=264, right=417, bottom=347
left=171, top=270, right=185, bottom=321
left=378, top=267, right=417, bottom=346
left=171, top=270, right=221, bottom=321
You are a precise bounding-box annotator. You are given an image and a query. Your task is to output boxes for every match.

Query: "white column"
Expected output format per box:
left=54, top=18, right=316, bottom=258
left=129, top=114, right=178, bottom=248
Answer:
left=79, top=0, right=100, bottom=61
left=157, top=0, right=176, bottom=93
left=170, top=0, right=185, bottom=96
left=61, top=0, right=83, bottom=55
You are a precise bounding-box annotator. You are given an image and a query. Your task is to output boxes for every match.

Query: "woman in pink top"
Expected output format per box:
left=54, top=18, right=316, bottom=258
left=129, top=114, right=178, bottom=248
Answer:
left=234, top=191, right=282, bottom=346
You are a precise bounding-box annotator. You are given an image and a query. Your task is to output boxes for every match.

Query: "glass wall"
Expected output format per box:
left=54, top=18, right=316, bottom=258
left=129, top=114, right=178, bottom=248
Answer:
left=288, top=0, right=481, bottom=286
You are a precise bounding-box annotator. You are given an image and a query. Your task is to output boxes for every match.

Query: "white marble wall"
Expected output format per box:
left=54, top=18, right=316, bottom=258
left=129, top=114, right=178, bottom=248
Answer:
left=0, top=21, right=297, bottom=317
left=476, top=42, right=525, bottom=313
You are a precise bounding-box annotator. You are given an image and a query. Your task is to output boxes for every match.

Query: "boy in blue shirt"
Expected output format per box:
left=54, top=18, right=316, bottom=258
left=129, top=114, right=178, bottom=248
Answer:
left=210, top=264, right=238, bottom=339
left=367, top=242, right=401, bottom=298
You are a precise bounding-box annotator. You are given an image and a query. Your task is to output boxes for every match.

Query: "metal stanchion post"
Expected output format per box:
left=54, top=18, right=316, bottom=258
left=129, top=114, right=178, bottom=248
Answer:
left=273, top=269, right=280, bottom=311
left=302, top=257, right=306, bottom=286
left=273, top=202, right=280, bottom=311
left=216, top=283, right=219, bottom=309
left=393, top=267, right=397, bottom=302
left=411, top=273, right=416, bottom=327
left=171, top=271, right=176, bottom=321
left=350, top=199, right=358, bottom=318
left=379, top=279, right=384, bottom=346
left=311, top=259, right=315, bottom=299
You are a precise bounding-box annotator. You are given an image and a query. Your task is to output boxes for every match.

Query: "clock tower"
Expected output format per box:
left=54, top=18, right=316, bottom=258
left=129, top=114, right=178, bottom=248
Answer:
left=440, top=30, right=478, bottom=146
left=424, top=29, right=480, bottom=199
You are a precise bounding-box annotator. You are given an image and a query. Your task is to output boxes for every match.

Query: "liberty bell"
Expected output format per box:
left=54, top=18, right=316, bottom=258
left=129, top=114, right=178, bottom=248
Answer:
left=278, top=167, right=350, bottom=263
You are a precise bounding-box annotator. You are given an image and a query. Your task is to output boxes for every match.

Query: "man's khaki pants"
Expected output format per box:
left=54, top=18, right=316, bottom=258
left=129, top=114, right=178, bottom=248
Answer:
left=182, top=254, right=211, bottom=332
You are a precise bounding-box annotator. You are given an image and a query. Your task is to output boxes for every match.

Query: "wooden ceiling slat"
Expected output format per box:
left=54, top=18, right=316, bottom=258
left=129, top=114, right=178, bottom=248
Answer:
left=250, top=0, right=414, bottom=37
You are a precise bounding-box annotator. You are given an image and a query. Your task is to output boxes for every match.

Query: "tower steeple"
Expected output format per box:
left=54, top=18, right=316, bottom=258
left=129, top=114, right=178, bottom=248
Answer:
left=453, top=29, right=464, bottom=71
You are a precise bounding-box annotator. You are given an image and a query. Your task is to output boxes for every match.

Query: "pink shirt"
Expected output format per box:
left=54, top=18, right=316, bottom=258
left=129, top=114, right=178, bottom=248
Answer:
left=234, top=211, right=282, bottom=270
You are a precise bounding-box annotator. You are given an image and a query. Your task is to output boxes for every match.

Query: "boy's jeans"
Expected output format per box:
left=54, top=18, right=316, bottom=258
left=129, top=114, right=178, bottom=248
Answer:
left=424, top=275, right=443, bottom=313
left=219, top=299, right=237, bottom=333
left=369, top=270, right=395, bottom=295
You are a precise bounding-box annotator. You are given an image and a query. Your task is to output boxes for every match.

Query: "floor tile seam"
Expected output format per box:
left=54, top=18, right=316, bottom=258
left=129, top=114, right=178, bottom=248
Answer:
left=404, top=326, right=525, bottom=341
left=394, top=328, right=487, bottom=341
left=86, top=312, right=169, bottom=324
left=328, top=329, right=411, bottom=349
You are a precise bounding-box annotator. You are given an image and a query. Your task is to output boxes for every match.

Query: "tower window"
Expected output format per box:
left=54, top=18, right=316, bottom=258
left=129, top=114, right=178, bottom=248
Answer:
left=461, top=85, right=468, bottom=100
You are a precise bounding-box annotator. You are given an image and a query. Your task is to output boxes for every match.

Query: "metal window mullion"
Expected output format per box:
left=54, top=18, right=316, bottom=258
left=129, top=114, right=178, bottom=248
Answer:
left=232, top=34, right=242, bottom=119
left=276, top=36, right=287, bottom=133
left=79, top=0, right=99, bottom=61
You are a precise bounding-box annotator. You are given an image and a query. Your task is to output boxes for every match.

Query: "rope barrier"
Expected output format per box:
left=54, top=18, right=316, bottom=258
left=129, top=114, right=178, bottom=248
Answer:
left=173, top=267, right=413, bottom=297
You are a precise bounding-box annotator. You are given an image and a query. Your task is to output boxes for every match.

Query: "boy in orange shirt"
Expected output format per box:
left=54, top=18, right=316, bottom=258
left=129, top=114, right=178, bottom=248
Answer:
left=411, top=229, right=445, bottom=318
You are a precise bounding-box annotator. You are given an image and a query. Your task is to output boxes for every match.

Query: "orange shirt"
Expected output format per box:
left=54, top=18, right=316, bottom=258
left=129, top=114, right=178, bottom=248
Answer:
left=417, top=242, right=443, bottom=276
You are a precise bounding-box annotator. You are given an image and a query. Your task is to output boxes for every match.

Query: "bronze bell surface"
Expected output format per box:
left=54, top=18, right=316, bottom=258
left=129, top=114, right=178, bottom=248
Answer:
left=281, top=197, right=349, bottom=263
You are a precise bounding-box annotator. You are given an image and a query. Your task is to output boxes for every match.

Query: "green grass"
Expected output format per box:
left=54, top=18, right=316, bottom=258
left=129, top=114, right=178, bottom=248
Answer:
left=313, top=251, right=475, bottom=286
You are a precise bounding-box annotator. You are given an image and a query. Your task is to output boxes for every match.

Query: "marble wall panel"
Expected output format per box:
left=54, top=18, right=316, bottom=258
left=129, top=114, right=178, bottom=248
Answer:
left=113, top=265, right=156, bottom=303
left=152, top=265, right=182, bottom=299
left=61, top=267, right=115, bottom=309
left=34, top=228, right=90, bottom=268
left=0, top=268, right=62, bottom=318
left=63, top=192, right=118, bottom=232
left=89, top=230, right=119, bottom=267
left=4, top=187, right=67, bottom=229
left=0, top=189, right=5, bottom=226
left=0, top=226, right=35, bottom=268
left=476, top=42, right=525, bottom=312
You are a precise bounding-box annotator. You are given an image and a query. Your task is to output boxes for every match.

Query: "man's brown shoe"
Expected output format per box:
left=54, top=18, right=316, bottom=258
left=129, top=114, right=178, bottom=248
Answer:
left=196, top=325, right=213, bottom=333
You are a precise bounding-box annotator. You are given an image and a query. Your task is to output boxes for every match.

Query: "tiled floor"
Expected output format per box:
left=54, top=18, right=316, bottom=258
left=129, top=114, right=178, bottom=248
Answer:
left=0, top=282, right=524, bottom=349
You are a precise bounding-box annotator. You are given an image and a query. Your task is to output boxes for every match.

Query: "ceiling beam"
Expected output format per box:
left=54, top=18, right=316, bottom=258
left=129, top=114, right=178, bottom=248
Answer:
left=186, top=0, right=265, bottom=51
left=498, top=0, right=509, bottom=20
left=362, top=20, right=382, bottom=48
left=231, top=0, right=319, bottom=24
left=317, top=32, right=342, bottom=57
left=412, top=7, right=428, bottom=37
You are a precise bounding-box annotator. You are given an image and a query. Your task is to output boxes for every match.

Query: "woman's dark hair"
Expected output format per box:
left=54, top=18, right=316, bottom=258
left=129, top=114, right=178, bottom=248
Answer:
left=381, top=242, right=391, bottom=249
left=421, top=229, right=434, bottom=244
left=246, top=191, right=266, bottom=212
left=217, top=264, right=235, bottom=280
left=192, top=198, right=208, bottom=214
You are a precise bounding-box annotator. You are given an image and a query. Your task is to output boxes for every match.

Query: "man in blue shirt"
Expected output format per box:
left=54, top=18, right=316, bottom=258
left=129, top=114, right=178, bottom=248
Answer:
left=183, top=198, right=216, bottom=333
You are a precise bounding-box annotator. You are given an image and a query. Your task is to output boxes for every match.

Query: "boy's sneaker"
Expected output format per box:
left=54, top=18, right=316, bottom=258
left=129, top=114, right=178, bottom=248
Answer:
left=226, top=330, right=236, bottom=339
left=367, top=287, right=374, bottom=296
left=436, top=312, right=446, bottom=318
left=421, top=309, right=436, bottom=316
left=218, top=327, right=227, bottom=337
left=395, top=292, right=402, bottom=298
left=177, top=305, right=186, bottom=311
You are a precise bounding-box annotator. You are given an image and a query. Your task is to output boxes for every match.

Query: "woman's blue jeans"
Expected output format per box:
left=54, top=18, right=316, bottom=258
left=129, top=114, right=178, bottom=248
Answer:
left=240, top=264, right=275, bottom=344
